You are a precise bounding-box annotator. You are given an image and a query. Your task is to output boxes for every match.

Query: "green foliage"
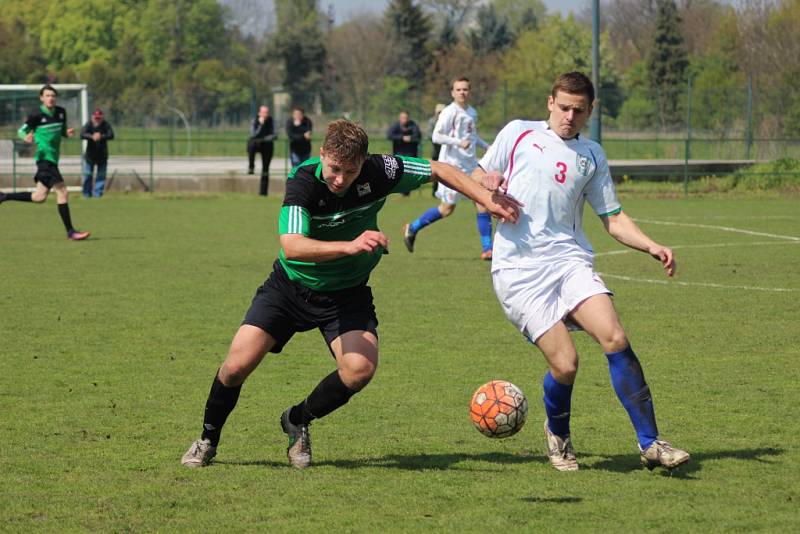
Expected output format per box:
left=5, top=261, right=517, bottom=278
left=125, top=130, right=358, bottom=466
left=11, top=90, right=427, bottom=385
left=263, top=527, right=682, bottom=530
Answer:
left=270, top=0, right=326, bottom=107
left=385, top=0, right=432, bottom=91
left=647, top=0, right=688, bottom=127
left=368, top=76, right=412, bottom=124
left=492, top=0, right=545, bottom=38
left=467, top=3, right=513, bottom=56
left=733, top=158, right=800, bottom=192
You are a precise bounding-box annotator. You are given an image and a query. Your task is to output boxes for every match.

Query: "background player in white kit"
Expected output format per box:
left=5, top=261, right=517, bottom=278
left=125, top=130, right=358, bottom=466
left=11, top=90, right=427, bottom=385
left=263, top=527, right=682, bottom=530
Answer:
left=475, top=71, right=689, bottom=472
left=402, top=77, right=494, bottom=260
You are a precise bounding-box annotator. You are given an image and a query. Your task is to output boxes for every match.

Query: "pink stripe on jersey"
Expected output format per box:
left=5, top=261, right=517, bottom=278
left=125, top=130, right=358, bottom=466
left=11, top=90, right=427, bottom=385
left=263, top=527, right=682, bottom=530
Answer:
left=503, top=129, right=534, bottom=193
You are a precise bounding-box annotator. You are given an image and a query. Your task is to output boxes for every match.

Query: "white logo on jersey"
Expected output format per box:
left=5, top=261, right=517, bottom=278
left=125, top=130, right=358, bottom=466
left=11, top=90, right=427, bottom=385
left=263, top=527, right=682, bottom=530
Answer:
left=356, top=183, right=372, bottom=196
left=576, top=154, right=591, bottom=177
left=319, top=219, right=346, bottom=228
left=318, top=199, right=325, bottom=206
left=41, top=117, right=46, bottom=123
left=382, top=155, right=398, bottom=180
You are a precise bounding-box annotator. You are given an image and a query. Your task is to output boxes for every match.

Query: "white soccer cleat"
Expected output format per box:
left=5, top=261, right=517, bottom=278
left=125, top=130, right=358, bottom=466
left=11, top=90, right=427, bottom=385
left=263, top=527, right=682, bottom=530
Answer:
left=640, top=439, right=690, bottom=471
left=544, top=419, right=579, bottom=471
left=281, top=409, right=312, bottom=469
left=181, top=438, right=216, bottom=467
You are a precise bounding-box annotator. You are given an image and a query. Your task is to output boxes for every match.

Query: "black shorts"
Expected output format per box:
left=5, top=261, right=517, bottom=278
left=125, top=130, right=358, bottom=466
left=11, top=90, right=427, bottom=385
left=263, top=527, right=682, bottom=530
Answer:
left=34, top=160, right=64, bottom=189
left=243, top=260, right=378, bottom=354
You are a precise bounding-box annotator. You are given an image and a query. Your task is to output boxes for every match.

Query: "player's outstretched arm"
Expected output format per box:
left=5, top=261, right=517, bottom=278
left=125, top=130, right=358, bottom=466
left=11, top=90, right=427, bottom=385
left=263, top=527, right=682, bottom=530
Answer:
left=431, top=161, right=521, bottom=223
left=471, top=165, right=507, bottom=193
left=280, top=231, right=388, bottom=262
left=602, top=211, right=676, bottom=277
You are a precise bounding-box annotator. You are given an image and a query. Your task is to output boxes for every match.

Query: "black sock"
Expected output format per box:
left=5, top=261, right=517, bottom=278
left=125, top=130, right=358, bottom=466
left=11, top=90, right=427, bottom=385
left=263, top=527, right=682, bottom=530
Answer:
left=289, top=370, right=356, bottom=426
left=200, top=373, right=242, bottom=446
left=57, top=203, right=74, bottom=232
left=4, top=192, right=33, bottom=202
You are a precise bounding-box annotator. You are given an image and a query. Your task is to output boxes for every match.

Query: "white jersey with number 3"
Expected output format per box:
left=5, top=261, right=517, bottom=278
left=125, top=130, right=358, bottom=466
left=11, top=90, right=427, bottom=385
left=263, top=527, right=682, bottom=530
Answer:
left=478, top=120, right=621, bottom=272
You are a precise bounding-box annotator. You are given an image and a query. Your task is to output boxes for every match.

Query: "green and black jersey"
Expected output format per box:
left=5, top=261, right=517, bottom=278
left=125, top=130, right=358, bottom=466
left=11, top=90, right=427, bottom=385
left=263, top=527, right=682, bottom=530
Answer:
left=278, top=154, right=432, bottom=291
left=17, top=105, right=69, bottom=164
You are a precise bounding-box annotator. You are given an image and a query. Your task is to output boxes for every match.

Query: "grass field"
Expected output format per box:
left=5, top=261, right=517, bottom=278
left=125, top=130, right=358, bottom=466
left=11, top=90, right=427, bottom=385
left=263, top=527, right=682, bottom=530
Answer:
left=1, top=190, right=799, bottom=532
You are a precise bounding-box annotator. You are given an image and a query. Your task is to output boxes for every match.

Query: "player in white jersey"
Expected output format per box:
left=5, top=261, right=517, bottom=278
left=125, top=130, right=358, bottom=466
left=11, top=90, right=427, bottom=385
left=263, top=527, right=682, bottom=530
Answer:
left=475, top=72, right=689, bottom=473
left=402, top=77, right=494, bottom=260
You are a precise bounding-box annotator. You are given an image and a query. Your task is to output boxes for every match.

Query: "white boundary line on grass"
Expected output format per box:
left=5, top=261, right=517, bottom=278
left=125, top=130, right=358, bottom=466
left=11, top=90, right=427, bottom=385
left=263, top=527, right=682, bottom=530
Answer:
left=633, top=218, right=800, bottom=242
left=595, top=219, right=800, bottom=293
left=597, top=272, right=800, bottom=293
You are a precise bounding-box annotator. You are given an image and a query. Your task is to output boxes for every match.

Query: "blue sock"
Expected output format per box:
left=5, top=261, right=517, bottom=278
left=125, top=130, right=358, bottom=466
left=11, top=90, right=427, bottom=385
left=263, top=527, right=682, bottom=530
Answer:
left=476, top=212, right=492, bottom=252
left=409, top=207, right=442, bottom=234
left=543, top=371, right=573, bottom=438
left=606, top=346, right=658, bottom=449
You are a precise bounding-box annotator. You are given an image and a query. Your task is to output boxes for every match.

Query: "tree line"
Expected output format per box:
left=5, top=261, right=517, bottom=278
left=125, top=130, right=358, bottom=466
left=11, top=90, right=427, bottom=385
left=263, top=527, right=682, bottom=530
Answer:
left=1, top=0, right=799, bottom=137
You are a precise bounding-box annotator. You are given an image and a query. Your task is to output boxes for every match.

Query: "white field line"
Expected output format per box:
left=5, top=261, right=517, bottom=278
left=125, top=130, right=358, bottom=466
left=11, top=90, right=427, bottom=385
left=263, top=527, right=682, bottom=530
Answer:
left=595, top=240, right=800, bottom=257
left=596, top=220, right=800, bottom=292
left=598, top=272, right=800, bottom=293
left=633, top=218, right=800, bottom=242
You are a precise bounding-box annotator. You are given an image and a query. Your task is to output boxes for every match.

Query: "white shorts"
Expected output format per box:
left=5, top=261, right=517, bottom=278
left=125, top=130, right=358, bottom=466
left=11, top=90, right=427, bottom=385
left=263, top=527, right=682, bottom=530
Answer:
left=492, top=260, right=612, bottom=343
left=435, top=183, right=466, bottom=204
left=434, top=160, right=478, bottom=205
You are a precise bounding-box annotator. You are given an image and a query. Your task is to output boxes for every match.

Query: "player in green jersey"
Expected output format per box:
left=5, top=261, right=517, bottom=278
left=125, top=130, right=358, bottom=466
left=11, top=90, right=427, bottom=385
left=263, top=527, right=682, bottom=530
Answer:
left=0, top=85, right=90, bottom=240
left=182, top=119, right=520, bottom=469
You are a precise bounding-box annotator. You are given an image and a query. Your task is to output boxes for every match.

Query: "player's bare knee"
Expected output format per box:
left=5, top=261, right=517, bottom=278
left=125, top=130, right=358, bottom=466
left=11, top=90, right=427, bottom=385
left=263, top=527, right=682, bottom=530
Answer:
left=551, top=362, right=578, bottom=383
left=601, top=330, right=629, bottom=353
left=31, top=192, right=47, bottom=203
left=439, top=204, right=455, bottom=217
left=340, top=361, right=376, bottom=391
left=218, top=362, right=250, bottom=387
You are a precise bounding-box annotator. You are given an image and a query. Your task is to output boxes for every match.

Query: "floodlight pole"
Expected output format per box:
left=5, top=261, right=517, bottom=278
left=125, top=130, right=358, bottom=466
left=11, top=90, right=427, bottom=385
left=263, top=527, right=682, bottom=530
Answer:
left=590, top=0, right=601, bottom=144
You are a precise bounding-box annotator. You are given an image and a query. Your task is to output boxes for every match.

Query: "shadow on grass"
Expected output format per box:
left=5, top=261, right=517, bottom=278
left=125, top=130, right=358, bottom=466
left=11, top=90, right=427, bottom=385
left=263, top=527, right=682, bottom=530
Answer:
left=217, top=451, right=545, bottom=471
left=217, top=447, right=783, bottom=477
left=521, top=496, right=583, bottom=504
left=582, top=447, right=783, bottom=478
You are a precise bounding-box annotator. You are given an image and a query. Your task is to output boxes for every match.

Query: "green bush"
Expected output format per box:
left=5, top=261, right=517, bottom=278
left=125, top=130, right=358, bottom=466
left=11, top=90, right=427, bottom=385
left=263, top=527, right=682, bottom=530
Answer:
left=734, top=158, right=800, bottom=191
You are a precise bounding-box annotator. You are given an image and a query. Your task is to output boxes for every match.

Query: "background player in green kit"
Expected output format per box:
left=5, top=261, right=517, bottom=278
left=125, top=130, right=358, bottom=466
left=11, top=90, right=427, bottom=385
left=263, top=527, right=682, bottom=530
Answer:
left=182, top=119, right=520, bottom=469
left=0, top=85, right=90, bottom=240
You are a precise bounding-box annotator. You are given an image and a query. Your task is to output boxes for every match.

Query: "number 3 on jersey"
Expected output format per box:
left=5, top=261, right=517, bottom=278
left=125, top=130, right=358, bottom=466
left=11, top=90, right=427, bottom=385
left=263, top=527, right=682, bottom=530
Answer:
left=554, top=162, right=568, bottom=183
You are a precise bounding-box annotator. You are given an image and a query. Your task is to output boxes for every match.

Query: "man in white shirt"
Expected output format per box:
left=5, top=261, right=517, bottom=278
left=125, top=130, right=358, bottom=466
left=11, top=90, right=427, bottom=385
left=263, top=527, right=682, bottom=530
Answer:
left=475, top=71, right=689, bottom=473
left=402, top=77, right=493, bottom=260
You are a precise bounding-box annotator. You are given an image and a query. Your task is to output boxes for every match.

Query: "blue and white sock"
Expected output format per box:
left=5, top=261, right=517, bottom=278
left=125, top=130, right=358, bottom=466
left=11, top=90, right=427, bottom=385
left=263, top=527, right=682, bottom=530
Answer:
left=543, top=371, right=573, bottom=438
left=476, top=212, right=492, bottom=252
left=409, top=207, right=442, bottom=234
left=606, top=345, right=659, bottom=449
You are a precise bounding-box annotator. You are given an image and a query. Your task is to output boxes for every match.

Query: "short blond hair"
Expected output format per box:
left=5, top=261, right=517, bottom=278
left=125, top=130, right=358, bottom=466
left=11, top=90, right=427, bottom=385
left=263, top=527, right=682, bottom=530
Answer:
left=322, top=119, right=369, bottom=163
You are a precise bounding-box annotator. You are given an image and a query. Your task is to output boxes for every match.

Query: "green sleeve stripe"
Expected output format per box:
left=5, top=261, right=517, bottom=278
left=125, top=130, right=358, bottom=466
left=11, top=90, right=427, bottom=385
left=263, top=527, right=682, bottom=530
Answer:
left=600, top=207, right=622, bottom=217
left=18, top=124, right=30, bottom=139
left=402, top=161, right=431, bottom=177
left=279, top=205, right=309, bottom=235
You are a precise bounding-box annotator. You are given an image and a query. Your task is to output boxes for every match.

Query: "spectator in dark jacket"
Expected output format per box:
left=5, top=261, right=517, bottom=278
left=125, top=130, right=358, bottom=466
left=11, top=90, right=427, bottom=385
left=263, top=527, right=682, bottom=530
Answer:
left=248, top=105, right=276, bottom=196
left=285, top=107, right=313, bottom=168
left=80, top=109, right=114, bottom=198
left=387, top=111, right=421, bottom=158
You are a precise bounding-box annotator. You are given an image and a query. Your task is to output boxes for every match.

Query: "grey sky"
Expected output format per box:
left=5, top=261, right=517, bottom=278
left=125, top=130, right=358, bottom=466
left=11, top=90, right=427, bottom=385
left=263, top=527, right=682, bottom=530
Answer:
left=331, top=0, right=590, bottom=22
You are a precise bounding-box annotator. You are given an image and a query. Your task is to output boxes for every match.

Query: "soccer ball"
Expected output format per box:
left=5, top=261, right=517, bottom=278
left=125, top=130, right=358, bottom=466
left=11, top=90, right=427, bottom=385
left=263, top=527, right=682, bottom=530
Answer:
left=469, top=380, right=528, bottom=438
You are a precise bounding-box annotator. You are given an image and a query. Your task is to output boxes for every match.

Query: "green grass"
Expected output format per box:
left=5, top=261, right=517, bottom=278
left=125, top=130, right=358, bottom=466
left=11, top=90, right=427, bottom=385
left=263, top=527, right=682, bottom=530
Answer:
left=1, top=191, right=799, bottom=532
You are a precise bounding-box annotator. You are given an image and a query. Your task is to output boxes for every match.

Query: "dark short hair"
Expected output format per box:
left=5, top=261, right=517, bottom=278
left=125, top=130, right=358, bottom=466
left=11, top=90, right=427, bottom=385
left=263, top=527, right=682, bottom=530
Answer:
left=551, top=72, right=594, bottom=103
left=292, top=106, right=304, bottom=113
left=40, top=84, right=58, bottom=96
left=451, top=76, right=470, bottom=90
left=322, top=119, right=368, bottom=163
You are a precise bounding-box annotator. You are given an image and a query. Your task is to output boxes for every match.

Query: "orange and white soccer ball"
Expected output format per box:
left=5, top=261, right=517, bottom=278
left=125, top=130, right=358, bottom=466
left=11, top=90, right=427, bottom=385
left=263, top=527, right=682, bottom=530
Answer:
left=469, top=380, right=528, bottom=438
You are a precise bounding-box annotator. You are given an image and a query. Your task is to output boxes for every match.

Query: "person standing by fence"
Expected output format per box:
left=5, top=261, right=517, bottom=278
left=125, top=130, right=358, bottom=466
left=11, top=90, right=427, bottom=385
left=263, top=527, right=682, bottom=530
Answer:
left=247, top=105, right=276, bottom=196
left=80, top=109, right=114, bottom=198
left=286, top=107, right=313, bottom=168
